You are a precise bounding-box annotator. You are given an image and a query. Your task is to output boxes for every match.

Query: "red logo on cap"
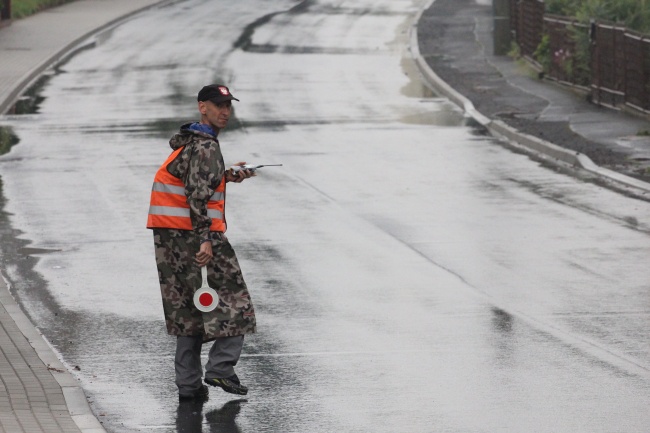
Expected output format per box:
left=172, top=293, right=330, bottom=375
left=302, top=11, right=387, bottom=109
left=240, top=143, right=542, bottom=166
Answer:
left=218, top=86, right=229, bottom=96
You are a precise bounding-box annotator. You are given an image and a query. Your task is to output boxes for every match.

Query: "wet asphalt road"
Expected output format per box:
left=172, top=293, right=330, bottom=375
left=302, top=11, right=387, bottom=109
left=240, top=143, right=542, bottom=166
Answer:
left=0, top=0, right=650, bottom=432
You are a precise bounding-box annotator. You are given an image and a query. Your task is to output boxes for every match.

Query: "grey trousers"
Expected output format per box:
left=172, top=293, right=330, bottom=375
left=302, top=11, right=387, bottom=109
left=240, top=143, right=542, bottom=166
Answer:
left=175, top=335, right=244, bottom=394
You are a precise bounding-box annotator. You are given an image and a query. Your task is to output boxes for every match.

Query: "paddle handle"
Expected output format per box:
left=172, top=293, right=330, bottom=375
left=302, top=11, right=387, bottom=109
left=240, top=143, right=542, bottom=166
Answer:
left=201, top=266, right=208, bottom=287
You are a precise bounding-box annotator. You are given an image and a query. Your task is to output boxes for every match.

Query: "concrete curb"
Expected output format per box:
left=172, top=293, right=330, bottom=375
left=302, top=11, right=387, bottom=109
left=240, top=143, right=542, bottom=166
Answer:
left=0, top=2, right=173, bottom=432
left=409, top=2, right=650, bottom=196
left=0, top=274, right=106, bottom=432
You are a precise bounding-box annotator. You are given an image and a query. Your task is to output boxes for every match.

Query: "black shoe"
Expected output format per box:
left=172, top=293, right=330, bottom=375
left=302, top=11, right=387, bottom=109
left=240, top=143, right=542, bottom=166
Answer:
left=204, top=374, right=248, bottom=395
left=179, top=384, right=209, bottom=402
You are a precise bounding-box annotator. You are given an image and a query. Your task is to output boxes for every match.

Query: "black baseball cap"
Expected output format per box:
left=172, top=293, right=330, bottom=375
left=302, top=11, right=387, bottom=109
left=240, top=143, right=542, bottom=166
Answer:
left=197, top=84, right=239, bottom=103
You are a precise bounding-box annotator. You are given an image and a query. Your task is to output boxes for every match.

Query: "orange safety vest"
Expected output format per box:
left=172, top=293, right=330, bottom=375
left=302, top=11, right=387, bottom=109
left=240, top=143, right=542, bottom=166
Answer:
left=147, top=147, right=226, bottom=232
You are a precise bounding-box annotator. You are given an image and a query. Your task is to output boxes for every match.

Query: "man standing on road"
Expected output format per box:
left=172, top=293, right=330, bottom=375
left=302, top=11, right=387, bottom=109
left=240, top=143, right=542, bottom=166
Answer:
left=147, top=84, right=256, bottom=401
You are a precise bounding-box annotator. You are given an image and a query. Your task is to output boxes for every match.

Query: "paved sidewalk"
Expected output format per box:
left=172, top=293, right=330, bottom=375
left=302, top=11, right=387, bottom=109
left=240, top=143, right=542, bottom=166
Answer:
left=0, top=276, right=84, bottom=433
left=0, top=1, right=168, bottom=431
left=413, top=0, right=650, bottom=197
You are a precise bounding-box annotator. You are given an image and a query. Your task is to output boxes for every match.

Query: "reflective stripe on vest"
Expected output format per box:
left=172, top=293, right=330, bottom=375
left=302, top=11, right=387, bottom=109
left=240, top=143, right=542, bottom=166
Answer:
left=151, top=182, right=225, bottom=201
left=146, top=147, right=226, bottom=232
left=148, top=206, right=224, bottom=220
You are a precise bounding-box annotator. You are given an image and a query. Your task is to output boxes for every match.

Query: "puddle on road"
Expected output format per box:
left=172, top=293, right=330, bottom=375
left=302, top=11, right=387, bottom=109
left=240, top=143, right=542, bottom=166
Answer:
left=5, top=38, right=98, bottom=117
left=8, top=73, right=54, bottom=115
left=17, top=247, right=61, bottom=256
left=134, top=113, right=244, bottom=139
left=400, top=56, right=436, bottom=99
left=400, top=109, right=467, bottom=127
left=176, top=398, right=247, bottom=433
left=397, top=56, right=469, bottom=128
left=0, top=175, right=60, bottom=331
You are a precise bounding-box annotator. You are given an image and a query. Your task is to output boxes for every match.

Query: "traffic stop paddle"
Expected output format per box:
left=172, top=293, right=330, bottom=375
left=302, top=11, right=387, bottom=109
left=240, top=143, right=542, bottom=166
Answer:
left=194, top=266, right=219, bottom=312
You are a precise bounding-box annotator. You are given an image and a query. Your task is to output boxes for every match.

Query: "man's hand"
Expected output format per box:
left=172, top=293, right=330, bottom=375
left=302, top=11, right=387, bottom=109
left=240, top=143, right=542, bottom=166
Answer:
left=195, top=240, right=213, bottom=266
left=226, top=161, right=256, bottom=183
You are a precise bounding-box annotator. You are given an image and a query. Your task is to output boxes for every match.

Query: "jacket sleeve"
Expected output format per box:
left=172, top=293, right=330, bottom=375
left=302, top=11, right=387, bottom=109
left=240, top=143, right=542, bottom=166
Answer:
left=182, top=139, right=225, bottom=241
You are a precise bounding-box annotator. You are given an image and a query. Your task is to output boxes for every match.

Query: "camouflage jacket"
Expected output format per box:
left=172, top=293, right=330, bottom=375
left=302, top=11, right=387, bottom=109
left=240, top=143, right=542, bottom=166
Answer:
left=166, top=123, right=225, bottom=240
left=154, top=124, right=256, bottom=339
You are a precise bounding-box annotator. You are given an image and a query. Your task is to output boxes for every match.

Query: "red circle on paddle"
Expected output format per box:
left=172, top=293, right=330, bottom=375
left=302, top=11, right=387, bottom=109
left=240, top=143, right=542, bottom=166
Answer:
left=194, top=287, right=219, bottom=312
left=199, top=292, right=214, bottom=307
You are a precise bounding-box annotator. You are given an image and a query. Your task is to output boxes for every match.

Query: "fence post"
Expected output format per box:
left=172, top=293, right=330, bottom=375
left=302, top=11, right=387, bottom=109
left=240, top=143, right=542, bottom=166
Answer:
left=509, top=0, right=519, bottom=48
left=590, top=21, right=600, bottom=105
left=493, top=0, right=511, bottom=55
left=0, top=0, right=11, bottom=24
left=515, top=0, right=545, bottom=59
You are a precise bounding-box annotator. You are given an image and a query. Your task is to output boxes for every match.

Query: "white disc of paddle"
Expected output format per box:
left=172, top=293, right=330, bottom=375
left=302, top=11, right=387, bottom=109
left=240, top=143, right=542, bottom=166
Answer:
left=194, top=266, right=219, bottom=312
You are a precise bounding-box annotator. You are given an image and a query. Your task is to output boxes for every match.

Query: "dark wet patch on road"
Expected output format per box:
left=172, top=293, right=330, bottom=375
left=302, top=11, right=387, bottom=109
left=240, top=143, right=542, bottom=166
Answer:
left=0, top=126, right=19, bottom=156
left=234, top=0, right=406, bottom=54
left=239, top=119, right=346, bottom=131
left=6, top=56, right=77, bottom=115
left=232, top=5, right=294, bottom=52
left=0, top=176, right=62, bottom=332
left=9, top=74, right=51, bottom=115
left=3, top=37, right=95, bottom=116
left=284, top=0, right=406, bottom=18
left=176, top=398, right=248, bottom=433
left=399, top=110, right=466, bottom=127
left=17, top=247, right=61, bottom=255
left=244, top=44, right=386, bottom=54
left=57, top=112, right=245, bottom=139
left=508, top=177, right=650, bottom=233
left=237, top=116, right=469, bottom=131
left=142, top=118, right=188, bottom=138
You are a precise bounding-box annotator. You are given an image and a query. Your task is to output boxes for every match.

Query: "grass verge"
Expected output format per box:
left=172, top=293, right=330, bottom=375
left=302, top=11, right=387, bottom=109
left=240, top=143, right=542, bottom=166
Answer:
left=11, top=0, right=76, bottom=19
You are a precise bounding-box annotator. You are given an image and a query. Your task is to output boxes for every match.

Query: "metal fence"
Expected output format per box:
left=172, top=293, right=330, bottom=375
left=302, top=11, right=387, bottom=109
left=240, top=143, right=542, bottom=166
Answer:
left=616, top=28, right=650, bottom=113
left=544, top=15, right=582, bottom=84
left=510, top=0, right=650, bottom=114
left=590, top=23, right=628, bottom=108
left=511, top=0, right=545, bottom=58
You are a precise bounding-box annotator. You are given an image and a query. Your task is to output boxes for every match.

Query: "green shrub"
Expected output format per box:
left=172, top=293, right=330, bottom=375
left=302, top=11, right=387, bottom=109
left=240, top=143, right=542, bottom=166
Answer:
left=568, top=24, right=591, bottom=86
left=11, top=0, right=76, bottom=19
left=534, top=34, right=552, bottom=74
left=546, top=0, right=581, bottom=16
left=507, top=41, right=521, bottom=60
left=543, top=0, right=650, bottom=85
left=547, top=0, right=650, bottom=34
